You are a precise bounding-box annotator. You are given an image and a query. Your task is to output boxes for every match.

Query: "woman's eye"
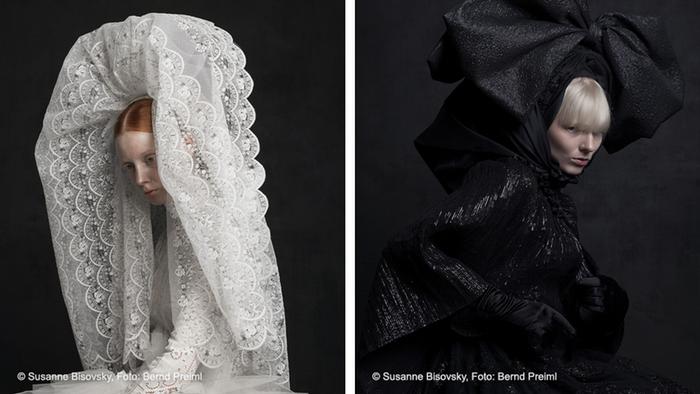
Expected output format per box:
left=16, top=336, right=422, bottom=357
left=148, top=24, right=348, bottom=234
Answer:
left=565, top=126, right=577, bottom=133
left=123, top=163, right=134, bottom=171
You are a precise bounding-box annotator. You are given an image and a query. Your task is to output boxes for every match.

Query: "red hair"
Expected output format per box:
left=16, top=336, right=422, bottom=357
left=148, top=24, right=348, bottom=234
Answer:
left=115, top=98, right=153, bottom=136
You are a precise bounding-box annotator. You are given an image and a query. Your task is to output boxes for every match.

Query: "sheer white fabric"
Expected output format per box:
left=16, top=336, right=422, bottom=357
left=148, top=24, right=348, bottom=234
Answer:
left=34, top=13, right=290, bottom=393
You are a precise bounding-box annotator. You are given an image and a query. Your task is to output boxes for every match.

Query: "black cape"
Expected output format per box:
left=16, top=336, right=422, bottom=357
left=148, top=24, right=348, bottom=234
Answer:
left=358, top=156, right=691, bottom=393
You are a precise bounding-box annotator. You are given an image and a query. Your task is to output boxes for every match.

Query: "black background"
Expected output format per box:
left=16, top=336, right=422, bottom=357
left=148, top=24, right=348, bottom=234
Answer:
left=356, top=0, right=699, bottom=391
left=0, top=1, right=344, bottom=393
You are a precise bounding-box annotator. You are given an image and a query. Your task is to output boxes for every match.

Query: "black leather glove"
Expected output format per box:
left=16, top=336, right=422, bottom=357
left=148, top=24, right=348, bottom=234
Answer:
left=453, top=286, right=576, bottom=356
left=565, top=274, right=628, bottom=355
left=573, top=275, right=628, bottom=335
left=575, top=276, right=606, bottom=322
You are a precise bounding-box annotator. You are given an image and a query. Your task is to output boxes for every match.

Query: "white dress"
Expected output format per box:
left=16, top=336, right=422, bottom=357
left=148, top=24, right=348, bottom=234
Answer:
left=18, top=219, right=295, bottom=394
left=33, top=13, right=295, bottom=394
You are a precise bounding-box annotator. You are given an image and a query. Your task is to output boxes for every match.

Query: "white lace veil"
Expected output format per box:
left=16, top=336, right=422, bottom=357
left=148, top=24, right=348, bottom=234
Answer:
left=35, top=13, right=289, bottom=384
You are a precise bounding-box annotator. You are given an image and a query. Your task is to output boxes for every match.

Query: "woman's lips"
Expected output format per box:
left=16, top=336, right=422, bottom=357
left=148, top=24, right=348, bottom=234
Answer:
left=571, top=158, right=589, bottom=167
left=145, top=189, right=158, bottom=196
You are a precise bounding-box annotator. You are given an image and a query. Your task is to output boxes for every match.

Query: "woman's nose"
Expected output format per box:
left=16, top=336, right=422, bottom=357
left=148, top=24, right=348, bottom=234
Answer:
left=134, top=166, right=150, bottom=186
left=580, top=133, right=595, bottom=153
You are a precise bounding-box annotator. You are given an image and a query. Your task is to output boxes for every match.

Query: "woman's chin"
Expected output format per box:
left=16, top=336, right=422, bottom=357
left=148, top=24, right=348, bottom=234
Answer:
left=561, top=164, right=585, bottom=176
left=146, top=191, right=168, bottom=206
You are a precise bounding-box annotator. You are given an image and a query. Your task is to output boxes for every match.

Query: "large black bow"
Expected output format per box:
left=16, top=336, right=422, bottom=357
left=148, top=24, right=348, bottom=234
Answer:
left=428, top=0, right=684, bottom=153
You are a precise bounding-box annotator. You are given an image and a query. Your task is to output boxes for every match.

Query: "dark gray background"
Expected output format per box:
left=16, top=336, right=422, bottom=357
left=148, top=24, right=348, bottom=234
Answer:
left=0, top=1, right=344, bottom=393
left=356, top=0, right=699, bottom=391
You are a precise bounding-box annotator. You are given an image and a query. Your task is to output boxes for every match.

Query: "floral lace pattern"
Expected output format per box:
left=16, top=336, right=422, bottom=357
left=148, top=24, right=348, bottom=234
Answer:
left=35, top=13, right=289, bottom=386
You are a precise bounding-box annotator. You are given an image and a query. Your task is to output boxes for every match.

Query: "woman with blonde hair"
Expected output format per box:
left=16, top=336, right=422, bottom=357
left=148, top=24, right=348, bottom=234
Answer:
left=358, top=0, right=689, bottom=392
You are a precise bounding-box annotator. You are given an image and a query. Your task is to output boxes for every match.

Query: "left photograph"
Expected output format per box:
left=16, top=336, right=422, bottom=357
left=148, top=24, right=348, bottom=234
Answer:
left=1, top=2, right=344, bottom=394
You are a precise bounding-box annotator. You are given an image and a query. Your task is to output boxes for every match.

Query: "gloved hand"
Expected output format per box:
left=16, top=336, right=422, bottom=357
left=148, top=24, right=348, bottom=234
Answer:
left=575, top=276, right=606, bottom=323
left=572, top=275, right=628, bottom=336
left=467, top=286, right=577, bottom=355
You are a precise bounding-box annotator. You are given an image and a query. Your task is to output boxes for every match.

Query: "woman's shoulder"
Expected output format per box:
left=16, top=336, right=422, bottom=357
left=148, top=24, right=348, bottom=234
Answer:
left=456, top=157, right=538, bottom=197
left=385, top=158, right=538, bottom=246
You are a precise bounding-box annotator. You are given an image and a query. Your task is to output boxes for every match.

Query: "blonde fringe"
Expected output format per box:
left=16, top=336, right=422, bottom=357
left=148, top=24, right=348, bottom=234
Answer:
left=555, top=77, right=610, bottom=134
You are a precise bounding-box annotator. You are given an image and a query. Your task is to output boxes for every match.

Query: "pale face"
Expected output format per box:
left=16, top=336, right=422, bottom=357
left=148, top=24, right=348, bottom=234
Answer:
left=547, top=117, right=604, bottom=176
left=115, top=131, right=168, bottom=205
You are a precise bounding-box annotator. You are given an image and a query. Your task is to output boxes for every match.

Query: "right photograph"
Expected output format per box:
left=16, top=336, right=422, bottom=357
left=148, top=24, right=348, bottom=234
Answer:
left=356, top=0, right=700, bottom=392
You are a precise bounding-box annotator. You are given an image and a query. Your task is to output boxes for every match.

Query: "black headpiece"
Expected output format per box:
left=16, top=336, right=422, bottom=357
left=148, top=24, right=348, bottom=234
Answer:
left=427, top=0, right=683, bottom=153
left=417, top=0, right=684, bottom=192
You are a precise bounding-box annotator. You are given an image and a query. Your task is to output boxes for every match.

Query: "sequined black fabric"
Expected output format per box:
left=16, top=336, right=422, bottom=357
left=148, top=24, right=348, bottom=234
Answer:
left=359, top=158, right=586, bottom=355
left=427, top=0, right=684, bottom=153
left=358, top=158, right=692, bottom=393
